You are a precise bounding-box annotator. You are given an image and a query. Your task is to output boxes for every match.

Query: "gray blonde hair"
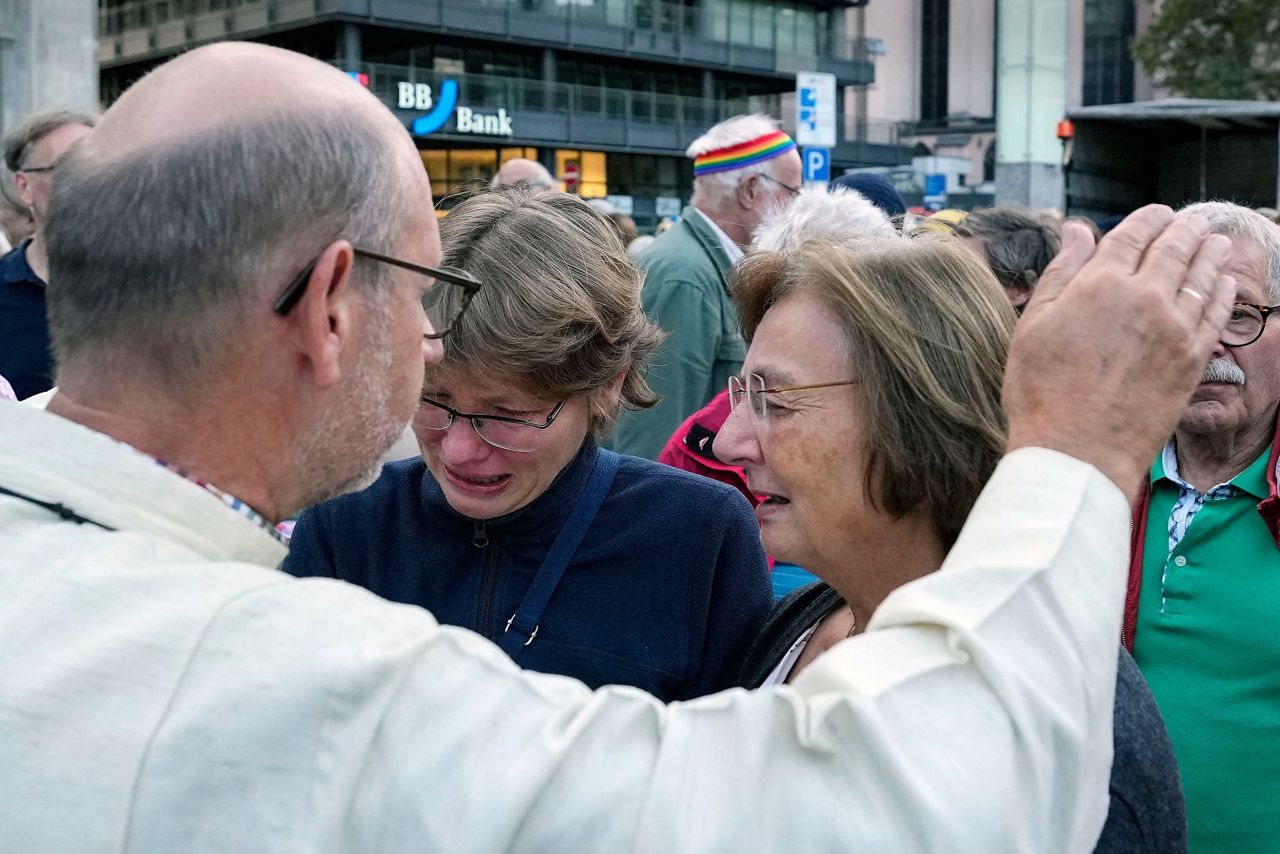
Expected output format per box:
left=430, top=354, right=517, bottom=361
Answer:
left=437, top=185, right=664, bottom=434
left=3, top=109, right=97, bottom=172
left=731, top=237, right=1014, bottom=548
left=1180, top=201, right=1280, bottom=301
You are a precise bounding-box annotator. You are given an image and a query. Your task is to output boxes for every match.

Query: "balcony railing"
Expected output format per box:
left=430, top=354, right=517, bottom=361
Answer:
left=98, top=0, right=873, bottom=79
left=344, top=61, right=901, bottom=148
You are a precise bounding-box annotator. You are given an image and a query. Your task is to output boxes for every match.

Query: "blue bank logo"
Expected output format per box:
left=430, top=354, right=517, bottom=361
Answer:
left=411, top=80, right=459, bottom=136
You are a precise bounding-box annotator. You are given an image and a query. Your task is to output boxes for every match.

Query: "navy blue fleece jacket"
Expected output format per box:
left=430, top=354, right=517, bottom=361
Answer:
left=284, top=440, right=773, bottom=702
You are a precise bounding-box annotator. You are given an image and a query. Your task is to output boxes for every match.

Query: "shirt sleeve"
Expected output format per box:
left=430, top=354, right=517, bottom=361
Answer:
left=339, top=447, right=1128, bottom=852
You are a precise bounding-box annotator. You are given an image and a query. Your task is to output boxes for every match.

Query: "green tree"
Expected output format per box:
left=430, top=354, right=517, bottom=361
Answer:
left=1132, top=0, right=1280, bottom=100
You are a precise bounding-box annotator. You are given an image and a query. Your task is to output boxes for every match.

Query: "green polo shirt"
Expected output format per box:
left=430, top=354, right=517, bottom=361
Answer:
left=1136, top=446, right=1280, bottom=852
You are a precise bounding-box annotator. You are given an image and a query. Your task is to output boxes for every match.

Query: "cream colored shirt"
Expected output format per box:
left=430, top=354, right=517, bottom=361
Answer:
left=0, top=402, right=1127, bottom=852
left=689, top=206, right=744, bottom=264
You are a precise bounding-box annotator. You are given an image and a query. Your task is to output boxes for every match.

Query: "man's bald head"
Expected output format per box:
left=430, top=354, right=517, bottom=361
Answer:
left=491, top=158, right=556, bottom=190
left=86, top=43, right=406, bottom=165
left=45, top=42, right=433, bottom=396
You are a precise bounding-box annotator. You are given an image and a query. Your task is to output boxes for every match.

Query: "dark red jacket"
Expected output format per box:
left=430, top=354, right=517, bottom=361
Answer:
left=1125, top=411, right=1280, bottom=650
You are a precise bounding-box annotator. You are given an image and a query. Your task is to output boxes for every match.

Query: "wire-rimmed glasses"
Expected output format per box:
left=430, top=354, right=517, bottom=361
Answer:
left=272, top=247, right=481, bottom=340
left=751, top=173, right=802, bottom=196
left=416, top=397, right=566, bottom=453
left=1223, top=302, right=1280, bottom=348
left=727, top=373, right=858, bottom=421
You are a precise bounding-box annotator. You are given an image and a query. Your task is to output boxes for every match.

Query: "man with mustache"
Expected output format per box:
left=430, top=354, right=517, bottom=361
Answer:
left=1126, top=201, right=1280, bottom=853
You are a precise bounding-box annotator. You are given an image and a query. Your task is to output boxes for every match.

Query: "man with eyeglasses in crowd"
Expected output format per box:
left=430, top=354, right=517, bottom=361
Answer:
left=1125, top=201, right=1280, bottom=853
left=609, top=113, right=803, bottom=460
left=0, top=110, right=94, bottom=399
left=0, top=42, right=1241, bottom=850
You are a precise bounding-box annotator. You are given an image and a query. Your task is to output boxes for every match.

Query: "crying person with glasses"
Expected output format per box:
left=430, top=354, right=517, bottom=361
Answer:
left=283, top=185, right=773, bottom=702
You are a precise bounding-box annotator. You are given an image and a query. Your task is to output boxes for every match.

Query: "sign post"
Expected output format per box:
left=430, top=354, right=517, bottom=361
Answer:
left=795, top=72, right=837, bottom=149
left=802, top=147, right=830, bottom=186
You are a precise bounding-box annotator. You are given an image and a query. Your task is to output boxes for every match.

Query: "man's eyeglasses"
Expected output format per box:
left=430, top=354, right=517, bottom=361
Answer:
left=1223, top=302, right=1280, bottom=348
left=17, top=163, right=58, bottom=174
left=727, top=373, right=858, bottom=421
left=416, top=397, right=566, bottom=453
left=272, top=247, right=482, bottom=340
left=751, top=173, right=802, bottom=196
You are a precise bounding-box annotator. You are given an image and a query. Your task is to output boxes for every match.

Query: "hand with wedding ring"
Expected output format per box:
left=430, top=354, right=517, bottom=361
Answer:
left=1004, top=204, right=1235, bottom=501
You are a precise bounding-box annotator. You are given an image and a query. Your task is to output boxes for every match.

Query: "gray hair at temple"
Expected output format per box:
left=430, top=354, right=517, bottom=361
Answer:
left=2, top=109, right=97, bottom=172
left=43, top=106, right=410, bottom=395
left=752, top=186, right=901, bottom=254
left=687, top=113, right=789, bottom=210
left=1179, top=201, right=1280, bottom=302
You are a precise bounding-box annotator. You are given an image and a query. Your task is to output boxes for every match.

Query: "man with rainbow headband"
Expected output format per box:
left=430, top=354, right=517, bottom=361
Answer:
left=610, top=114, right=802, bottom=460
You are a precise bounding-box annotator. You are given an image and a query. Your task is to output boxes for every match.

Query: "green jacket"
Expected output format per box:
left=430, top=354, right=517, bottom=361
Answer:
left=609, top=207, right=747, bottom=460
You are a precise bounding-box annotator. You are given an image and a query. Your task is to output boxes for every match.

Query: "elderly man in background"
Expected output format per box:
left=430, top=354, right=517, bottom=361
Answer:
left=0, top=110, right=94, bottom=399
left=490, top=156, right=556, bottom=190
left=609, top=113, right=803, bottom=459
left=1127, top=201, right=1280, bottom=853
left=953, top=206, right=1062, bottom=312
left=0, top=41, right=1238, bottom=852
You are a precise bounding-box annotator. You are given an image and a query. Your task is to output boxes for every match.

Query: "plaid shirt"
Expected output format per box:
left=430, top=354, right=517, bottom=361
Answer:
left=1160, top=442, right=1245, bottom=555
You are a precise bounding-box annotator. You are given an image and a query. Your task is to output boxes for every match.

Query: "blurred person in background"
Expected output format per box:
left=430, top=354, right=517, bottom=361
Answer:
left=609, top=113, right=802, bottom=460
left=0, top=110, right=94, bottom=399
left=719, top=237, right=1187, bottom=852
left=285, top=185, right=773, bottom=700
left=953, top=207, right=1061, bottom=312
left=1127, top=201, right=1280, bottom=852
left=0, top=174, right=33, bottom=250
left=829, top=171, right=907, bottom=226
left=490, top=156, right=556, bottom=190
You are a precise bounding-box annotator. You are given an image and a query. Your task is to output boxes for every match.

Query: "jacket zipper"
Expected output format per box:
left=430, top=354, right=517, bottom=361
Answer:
left=474, top=519, right=500, bottom=640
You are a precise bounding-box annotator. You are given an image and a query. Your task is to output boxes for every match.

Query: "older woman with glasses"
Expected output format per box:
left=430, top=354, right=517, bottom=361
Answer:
left=284, top=185, right=773, bottom=702
left=715, top=239, right=1188, bottom=852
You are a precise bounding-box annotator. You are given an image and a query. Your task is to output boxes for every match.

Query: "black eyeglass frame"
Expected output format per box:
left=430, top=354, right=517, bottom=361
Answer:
left=16, top=164, right=57, bottom=174
left=1224, top=301, right=1280, bottom=348
left=417, top=397, right=567, bottom=451
left=271, top=246, right=482, bottom=340
left=749, top=172, right=802, bottom=196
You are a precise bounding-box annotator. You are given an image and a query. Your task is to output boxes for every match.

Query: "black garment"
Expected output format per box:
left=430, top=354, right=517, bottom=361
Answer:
left=736, top=582, right=1188, bottom=853
left=284, top=440, right=774, bottom=702
left=0, top=241, right=53, bottom=400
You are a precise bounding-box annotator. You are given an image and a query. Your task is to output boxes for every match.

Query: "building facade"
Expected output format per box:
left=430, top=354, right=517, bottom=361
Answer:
left=0, top=0, right=98, bottom=143
left=847, top=0, right=1159, bottom=209
left=98, top=0, right=909, bottom=229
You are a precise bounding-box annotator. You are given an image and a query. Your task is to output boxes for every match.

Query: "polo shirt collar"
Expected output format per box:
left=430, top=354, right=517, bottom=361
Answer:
left=0, top=240, right=42, bottom=287
left=1155, top=438, right=1271, bottom=501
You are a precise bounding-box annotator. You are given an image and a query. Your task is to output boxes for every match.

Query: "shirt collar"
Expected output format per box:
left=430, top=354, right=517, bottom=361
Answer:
left=1155, top=438, right=1272, bottom=500
left=0, top=240, right=43, bottom=287
left=689, top=208, right=744, bottom=264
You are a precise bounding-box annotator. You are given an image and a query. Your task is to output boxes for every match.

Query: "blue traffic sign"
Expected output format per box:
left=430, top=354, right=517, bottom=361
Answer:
left=803, top=147, right=830, bottom=183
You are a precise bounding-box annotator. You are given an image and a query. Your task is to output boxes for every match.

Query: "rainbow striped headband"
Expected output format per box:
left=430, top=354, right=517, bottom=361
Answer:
left=693, top=130, right=797, bottom=177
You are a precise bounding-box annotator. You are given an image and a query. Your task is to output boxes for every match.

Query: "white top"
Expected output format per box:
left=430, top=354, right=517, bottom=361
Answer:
left=0, top=402, right=1128, bottom=852
left=689, top=206, right=745, bottom=263
left=760, top=622, right=818, bottom=687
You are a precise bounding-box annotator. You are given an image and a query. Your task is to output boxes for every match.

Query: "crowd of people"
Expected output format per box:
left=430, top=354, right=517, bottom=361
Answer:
left=0, top=41, right=1274, bottom=852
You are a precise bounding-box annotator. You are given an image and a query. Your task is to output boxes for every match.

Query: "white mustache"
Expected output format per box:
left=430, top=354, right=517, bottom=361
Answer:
left=1202, top=358, right=1246, bottom=385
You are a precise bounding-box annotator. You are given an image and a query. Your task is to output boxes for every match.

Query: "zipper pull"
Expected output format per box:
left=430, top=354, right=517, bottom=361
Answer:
left=473, top=519, right=489, bottom=548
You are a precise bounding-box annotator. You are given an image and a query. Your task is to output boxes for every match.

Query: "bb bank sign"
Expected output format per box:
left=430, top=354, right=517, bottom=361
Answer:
left=394, top=80, right=513, bottom=137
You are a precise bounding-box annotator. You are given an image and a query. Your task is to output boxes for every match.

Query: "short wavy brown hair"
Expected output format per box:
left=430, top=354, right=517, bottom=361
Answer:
left=731, top=237, right=1015, bottom=548
left=436, top=185, right=664, bottom=435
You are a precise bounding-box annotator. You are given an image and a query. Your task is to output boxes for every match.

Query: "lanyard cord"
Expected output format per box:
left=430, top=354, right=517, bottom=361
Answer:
left=0, top=484, right=116, bottom=531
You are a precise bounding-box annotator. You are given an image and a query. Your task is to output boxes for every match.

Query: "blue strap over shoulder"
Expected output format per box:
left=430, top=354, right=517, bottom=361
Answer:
left=498, top=448, right=621, bottom=661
